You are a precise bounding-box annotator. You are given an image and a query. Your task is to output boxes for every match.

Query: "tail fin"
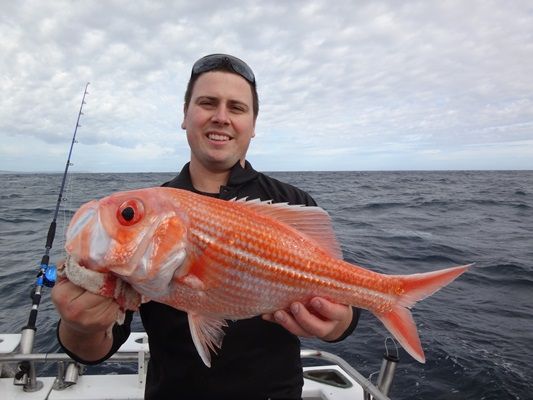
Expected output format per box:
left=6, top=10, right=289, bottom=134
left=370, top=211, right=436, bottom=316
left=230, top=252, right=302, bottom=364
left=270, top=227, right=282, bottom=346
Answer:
left=376, top=263, right=472, bottom=363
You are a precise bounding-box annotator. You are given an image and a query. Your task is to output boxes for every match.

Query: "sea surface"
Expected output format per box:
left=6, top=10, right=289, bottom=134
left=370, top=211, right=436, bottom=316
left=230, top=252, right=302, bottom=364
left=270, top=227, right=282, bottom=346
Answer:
left=1, top=170, right=532, bottom=399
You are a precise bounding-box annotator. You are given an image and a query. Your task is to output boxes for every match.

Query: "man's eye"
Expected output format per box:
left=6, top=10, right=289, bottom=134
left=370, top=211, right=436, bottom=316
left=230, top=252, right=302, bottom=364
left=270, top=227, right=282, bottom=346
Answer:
left=231, top=105, right=246, bottom=113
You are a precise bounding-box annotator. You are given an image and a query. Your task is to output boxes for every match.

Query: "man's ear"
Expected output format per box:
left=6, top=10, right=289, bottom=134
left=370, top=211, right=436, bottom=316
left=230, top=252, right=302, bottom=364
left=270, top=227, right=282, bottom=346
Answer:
left=181, top=104, right=188, bottom=130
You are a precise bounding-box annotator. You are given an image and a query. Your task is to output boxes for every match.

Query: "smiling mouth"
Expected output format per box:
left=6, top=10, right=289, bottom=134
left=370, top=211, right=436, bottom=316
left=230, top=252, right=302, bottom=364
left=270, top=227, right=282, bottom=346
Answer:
left=207, top=132, right=232, bottom=142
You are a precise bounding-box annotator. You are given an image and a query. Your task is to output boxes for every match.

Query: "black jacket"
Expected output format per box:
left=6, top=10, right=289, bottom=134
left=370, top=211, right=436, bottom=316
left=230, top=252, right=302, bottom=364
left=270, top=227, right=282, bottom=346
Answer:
left=59, top=161, right=359, bottom=400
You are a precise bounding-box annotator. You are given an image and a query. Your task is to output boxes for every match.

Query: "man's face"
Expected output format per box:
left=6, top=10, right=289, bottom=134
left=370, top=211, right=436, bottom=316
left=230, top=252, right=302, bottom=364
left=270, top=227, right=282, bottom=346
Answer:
left=182, top=71, right=256, bottom=172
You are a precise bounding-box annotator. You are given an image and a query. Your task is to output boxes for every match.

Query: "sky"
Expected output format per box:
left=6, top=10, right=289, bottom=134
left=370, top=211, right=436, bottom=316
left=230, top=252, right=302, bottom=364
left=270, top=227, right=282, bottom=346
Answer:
left=1, top=0, right=532, bottom=173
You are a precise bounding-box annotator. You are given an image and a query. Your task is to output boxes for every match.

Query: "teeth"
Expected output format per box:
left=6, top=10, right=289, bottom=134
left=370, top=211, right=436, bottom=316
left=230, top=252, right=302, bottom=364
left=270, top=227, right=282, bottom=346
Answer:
left=208, top=133, right=230, bottom=141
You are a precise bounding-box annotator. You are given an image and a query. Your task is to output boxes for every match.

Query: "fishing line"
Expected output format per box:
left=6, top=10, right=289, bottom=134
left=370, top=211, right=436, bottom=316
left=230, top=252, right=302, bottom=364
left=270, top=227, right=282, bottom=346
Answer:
left=14, top=83, right=90, bottom=391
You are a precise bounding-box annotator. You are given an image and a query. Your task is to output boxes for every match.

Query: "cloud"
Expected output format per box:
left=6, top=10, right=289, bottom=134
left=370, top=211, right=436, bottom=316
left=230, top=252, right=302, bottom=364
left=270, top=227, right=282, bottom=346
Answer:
left=1, top=0, right=532, bottom=172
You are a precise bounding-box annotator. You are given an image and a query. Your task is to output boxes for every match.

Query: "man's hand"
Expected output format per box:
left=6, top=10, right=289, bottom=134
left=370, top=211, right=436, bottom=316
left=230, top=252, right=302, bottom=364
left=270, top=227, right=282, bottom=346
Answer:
left=51, top=278, right=120, bottom=362
left=52, top=278, right=120, bottom=335
left=262, top=297, right=353, bottom=341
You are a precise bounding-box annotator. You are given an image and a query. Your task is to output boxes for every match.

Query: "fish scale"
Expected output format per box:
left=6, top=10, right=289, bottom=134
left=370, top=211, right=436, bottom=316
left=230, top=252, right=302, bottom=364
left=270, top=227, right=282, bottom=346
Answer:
left=64, top=187, right=471, bottom=366
left=198, top=198, right=367, bottom=314
left=180, top=197, right=414, bottom=317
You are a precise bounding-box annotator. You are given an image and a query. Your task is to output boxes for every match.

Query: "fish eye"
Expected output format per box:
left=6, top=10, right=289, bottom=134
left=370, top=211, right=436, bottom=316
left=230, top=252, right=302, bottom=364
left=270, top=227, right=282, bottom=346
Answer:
left=121, top=206, right=135, bottom=221
left=117, top=199, right=144, bottom=226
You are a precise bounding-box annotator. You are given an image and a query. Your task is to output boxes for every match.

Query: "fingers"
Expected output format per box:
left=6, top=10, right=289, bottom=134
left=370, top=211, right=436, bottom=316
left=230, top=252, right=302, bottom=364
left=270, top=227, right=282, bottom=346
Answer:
left=262, top=298, right=353, bottom=341
left=309, top=298, right=350, bottom=321
left=308, top=298, right=353, bottom=341
left=52, top=279, right=120, bottom=334
left=53, top=280, right=115, bottom=313
left=290, top=301, right=335, bottom=338
left=262, top=307, right=314, bottom=338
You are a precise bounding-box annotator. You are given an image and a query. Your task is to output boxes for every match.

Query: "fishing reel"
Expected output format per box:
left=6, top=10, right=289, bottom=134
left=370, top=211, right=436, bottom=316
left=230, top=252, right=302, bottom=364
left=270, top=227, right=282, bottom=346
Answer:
left=37, top=263, right=57, bottom=288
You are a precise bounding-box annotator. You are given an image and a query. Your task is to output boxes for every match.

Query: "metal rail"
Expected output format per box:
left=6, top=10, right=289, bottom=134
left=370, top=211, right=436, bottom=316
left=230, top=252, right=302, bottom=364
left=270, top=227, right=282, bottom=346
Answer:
left=1, top=353, right=139, bottom=363
left=301, top=349, right=391, bottom=400
left=2, top=349, right=391, bottom=400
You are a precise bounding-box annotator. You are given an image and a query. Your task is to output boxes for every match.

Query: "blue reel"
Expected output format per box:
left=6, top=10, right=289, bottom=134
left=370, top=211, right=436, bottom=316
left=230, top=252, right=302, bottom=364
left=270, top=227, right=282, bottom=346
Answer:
left=40, top=264, right=57, bottom=287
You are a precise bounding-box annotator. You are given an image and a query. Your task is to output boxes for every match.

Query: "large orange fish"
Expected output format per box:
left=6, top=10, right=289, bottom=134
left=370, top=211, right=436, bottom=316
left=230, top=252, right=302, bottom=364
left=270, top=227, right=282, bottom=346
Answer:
left=63, top=187, right=470, bottom=367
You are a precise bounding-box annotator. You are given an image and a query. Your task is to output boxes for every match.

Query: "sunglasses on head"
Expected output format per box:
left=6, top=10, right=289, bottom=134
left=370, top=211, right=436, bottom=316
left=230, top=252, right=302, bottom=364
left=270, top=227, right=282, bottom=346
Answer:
left=191, top=54, right=256, bottom=84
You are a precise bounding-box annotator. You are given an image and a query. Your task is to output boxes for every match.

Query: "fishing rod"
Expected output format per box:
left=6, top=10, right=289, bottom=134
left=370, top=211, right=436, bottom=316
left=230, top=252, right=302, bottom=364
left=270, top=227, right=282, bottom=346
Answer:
left=15, top=82, right=90, bottom=391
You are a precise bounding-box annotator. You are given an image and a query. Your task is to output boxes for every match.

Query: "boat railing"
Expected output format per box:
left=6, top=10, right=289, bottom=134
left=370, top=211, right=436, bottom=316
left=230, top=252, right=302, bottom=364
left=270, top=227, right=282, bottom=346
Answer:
left=301, top=349, right=391, bottom=400
left=1, top=332, right=391, bottom=399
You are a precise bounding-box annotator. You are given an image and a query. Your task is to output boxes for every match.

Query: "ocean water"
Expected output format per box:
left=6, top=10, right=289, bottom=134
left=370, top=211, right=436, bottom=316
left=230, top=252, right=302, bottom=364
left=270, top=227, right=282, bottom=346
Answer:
left=1, top=170, right=532, bottom=399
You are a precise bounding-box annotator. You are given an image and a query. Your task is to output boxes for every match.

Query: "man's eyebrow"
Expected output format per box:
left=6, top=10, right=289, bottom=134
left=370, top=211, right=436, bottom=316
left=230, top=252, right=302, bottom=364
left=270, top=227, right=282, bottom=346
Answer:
left=195, top=95, right=217, bottom=102
left=195, top=96, right=249, bottom=109
left=228, top=99, right=249, bottom=108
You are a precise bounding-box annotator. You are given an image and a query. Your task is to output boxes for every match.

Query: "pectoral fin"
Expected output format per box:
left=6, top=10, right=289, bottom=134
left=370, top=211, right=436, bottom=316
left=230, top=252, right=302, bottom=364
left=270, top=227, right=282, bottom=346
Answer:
left=188, top=313, right=228, bottom=367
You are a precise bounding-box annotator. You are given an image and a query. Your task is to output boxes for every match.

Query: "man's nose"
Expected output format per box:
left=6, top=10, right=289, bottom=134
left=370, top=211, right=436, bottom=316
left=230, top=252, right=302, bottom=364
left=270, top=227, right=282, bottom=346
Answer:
left=212, top=105, right=230, bottom=124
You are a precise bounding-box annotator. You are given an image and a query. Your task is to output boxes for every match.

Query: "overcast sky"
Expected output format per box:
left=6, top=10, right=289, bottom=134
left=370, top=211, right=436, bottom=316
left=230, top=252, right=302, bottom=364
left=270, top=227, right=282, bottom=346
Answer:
left=2, top=0, right=532, bottom=172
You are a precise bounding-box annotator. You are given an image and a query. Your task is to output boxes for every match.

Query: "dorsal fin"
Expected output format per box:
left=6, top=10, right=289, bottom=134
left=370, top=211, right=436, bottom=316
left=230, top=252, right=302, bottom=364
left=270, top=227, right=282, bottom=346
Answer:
left=234, top=198, right=343, bottom=259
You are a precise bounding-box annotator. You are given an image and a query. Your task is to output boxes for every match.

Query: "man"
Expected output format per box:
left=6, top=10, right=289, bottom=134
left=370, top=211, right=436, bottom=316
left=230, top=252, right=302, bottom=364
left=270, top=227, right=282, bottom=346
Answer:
left=52, top=54, right=359, bottom=399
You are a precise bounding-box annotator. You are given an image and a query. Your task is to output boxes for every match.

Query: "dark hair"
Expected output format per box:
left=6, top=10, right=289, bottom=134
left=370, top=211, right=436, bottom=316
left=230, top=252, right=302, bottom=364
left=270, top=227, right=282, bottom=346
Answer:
left=184, top=60, right=259, bottom=120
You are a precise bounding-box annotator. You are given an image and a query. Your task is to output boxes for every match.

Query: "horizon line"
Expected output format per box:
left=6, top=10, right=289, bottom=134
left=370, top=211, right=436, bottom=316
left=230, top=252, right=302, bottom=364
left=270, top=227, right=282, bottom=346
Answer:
left=2, top=168, right=532, bottom=174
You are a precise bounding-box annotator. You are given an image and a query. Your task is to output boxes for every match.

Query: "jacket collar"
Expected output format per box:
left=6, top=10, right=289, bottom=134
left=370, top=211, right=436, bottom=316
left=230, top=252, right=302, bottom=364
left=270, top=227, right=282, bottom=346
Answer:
left=163, top=160, right=258, bottom=192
